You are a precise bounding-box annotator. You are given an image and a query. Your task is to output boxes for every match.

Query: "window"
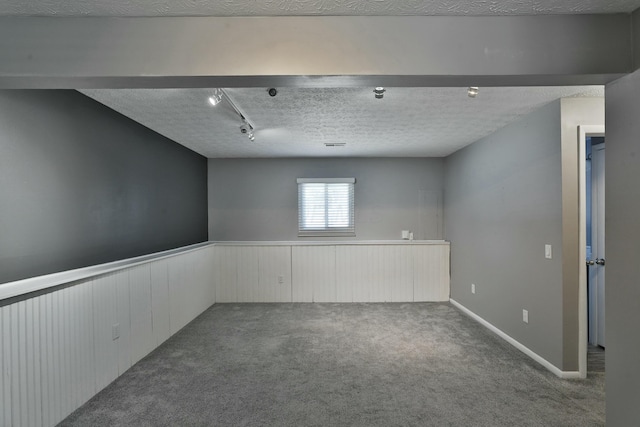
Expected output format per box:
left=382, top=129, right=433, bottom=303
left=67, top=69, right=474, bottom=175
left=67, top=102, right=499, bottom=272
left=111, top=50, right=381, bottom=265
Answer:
left=297, top=178, right=355, bottom=236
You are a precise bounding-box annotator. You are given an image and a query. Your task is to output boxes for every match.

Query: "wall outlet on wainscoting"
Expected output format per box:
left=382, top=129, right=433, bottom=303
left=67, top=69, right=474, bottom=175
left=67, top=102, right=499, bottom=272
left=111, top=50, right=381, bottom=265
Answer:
left=278, top=275, right=284, bottom=284
left=471, top=283, right=476, bottom=294
left=112, top=323, right=120, bottom=340
left=522, top=310, right=529, bottom=324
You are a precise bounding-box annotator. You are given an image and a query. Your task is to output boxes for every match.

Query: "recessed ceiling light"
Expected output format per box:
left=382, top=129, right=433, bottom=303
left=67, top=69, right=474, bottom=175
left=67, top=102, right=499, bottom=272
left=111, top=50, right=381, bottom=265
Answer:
left=374, top=87, right=386, bottom=99
left=467, top=87, right=479, bottom=98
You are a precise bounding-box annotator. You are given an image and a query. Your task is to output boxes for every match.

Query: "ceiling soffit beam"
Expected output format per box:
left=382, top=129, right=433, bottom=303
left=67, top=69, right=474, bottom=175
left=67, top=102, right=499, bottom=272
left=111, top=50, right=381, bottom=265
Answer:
left=0, top=15, right=632, bottom=89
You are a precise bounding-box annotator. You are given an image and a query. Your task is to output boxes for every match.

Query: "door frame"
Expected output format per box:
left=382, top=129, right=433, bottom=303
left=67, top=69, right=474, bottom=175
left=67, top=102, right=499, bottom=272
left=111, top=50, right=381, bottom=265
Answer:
left=578, top=125, right=605, bottom=378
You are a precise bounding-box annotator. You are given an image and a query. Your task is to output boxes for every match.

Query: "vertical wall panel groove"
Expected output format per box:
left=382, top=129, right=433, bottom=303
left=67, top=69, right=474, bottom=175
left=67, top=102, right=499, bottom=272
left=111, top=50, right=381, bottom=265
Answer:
left=43, top=294, right=51, bottom=427
left=19, top=301, right=28, bottom=425
left=10, top=303, right=19, bottom=426
left=33, top=297, right=42, bottom=427
left=52, top=291, right=60, bottom=425
left=1, top=304, right=12, bottom=426
left=25, top=299, right=35, bottom=426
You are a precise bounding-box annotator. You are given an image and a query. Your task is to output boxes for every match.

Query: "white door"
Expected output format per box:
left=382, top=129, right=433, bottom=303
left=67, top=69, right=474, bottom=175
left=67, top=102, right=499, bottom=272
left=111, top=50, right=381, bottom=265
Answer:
left=589, top=143, right=605, bottom=347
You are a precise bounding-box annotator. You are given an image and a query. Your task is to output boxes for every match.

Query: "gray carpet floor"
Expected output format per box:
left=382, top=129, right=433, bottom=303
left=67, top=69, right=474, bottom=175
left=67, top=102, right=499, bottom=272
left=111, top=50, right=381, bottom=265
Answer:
left=59, top=303, right=605, bottom=426
left=588, top=345, right=605, bottom=373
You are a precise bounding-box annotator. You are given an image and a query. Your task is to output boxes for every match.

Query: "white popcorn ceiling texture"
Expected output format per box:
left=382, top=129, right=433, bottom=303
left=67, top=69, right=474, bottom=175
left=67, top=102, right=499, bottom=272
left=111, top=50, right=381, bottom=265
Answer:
left=80, top=87, right=603, bottom=158
left=2, top=0, right=640, bottom=16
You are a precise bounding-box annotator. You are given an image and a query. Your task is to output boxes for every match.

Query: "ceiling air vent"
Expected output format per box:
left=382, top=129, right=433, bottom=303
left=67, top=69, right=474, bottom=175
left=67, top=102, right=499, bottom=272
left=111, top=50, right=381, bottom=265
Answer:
left=325, top=143, right=346, bottom=147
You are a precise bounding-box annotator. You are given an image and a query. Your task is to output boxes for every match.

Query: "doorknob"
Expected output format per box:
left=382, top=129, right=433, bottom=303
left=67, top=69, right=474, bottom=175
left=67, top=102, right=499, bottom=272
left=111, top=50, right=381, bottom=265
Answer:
left=586, top=260, right=595, bottom=266
left=595, top=258, right=606, bottom=266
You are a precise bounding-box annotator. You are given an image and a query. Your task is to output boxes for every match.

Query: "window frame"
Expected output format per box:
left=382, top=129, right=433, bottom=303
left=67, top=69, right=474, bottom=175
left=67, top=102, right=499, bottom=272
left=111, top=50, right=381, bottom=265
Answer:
left=297, top=178, right=356, bottom=237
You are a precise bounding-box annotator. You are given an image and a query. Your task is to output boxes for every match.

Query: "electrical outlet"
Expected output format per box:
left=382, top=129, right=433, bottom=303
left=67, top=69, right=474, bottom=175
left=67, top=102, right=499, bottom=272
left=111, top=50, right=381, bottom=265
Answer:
left=112, top=323, right=120, bottom=340
left=471, top=283, right=476, bottom=294
left=522, top=310, right=529, bottom=324
left=278, top=275, right=284, bottom=284
left=545, top=244, right=552, bottom=259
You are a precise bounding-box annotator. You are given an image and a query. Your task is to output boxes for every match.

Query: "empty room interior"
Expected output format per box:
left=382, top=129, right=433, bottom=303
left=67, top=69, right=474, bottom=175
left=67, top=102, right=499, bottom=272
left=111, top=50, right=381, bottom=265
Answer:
left=2, top=1, right=640, bottom=426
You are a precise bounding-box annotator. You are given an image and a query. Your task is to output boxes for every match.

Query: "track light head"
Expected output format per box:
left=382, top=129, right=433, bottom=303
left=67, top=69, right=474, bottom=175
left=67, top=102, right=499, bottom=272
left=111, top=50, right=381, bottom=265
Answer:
left=208, top=88, right=223, bottom=106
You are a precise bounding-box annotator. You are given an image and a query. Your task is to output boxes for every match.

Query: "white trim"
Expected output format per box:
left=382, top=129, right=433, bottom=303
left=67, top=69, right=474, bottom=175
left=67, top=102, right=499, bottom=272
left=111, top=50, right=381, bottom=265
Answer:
left=450, top=299, right=580, bottom=379
left=578, top=125, right=605, bottom=379
left=298, top=232, right=357, bottom=237
left=0, top=242, right=214, bottom=301
left=212, top=240, right=449, bottom=246
left=297, top=177, right=355, bottom=184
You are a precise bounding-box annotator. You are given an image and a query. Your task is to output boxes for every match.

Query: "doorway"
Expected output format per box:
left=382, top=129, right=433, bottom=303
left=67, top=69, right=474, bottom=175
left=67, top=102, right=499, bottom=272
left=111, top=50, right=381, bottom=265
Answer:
left=579, top=125, right=605, bottom=377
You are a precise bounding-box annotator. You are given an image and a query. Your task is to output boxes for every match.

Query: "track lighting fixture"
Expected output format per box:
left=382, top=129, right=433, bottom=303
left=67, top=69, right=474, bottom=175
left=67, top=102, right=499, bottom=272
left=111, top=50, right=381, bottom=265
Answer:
left=208, top=88, right=256, bottom=142
left=467, top=87, right=479, bottom=98
left=374, top=87, right=386, bottom=99
left=239, top=120, right=255, bottom=142
left=208, top=88, right=223, bottom=106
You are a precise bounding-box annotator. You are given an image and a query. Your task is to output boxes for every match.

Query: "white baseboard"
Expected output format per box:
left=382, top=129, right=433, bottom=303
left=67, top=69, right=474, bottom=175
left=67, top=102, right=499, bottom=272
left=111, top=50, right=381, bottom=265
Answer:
left=449, top=299, right=583, bottom=379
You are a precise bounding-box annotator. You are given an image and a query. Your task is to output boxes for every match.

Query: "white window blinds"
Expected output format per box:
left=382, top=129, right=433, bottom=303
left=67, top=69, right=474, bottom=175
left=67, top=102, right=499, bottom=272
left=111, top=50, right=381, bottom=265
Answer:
left=297, top=178, right=355, bottom=236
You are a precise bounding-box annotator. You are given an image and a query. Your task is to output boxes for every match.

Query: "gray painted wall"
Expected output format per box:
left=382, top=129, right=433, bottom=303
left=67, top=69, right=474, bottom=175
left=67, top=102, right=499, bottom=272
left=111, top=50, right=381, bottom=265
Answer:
left=605, top=70, right=640, bottom=425
left=444, top=101, right=565, bottom=368
left=0, top=90, right=208, bottom=284
left=208, top=158, right=443, bottom=241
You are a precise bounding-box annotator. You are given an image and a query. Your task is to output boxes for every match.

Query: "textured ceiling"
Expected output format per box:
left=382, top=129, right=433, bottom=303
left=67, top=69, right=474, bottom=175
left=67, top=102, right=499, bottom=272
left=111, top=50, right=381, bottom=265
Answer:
left=2, top=0, right=640, bottom=16
left=80, top=86, right=603, bottom=158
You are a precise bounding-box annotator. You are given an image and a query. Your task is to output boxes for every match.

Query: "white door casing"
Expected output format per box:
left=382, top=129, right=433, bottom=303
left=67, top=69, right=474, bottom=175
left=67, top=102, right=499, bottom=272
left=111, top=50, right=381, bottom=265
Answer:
left=589, top=143, right=606, bottom=347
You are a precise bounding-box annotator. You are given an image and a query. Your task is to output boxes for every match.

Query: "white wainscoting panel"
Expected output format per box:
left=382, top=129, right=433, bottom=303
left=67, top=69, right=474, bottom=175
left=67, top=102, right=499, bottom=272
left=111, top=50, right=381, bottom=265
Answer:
left=167, top=248, right=215, bottom=336
left=92, top=273, right=119, bottom=394
left=215, top=242, right=449, bottom=304
left=0, top=244, right=214, bottom=427
left=291, top=246, right=336, bottom=302
left=236, top=246, right=260, bottom=303
left=258, top=247, right=292, bottom=303
left=150, top=262, right=171, bottom=347
left=115, top=270, right=132, bottom=375
left=216, top=246, right=293, bottom=303
left=413, top=245, right=450, bottom=301
left=1, top=281, right=99, bottom=427
left=335, top=246, right=414, bottom=302
left=215, top=245, right=238, bottom=303
left=336, top=245, right=373, bottom=302
left=128, top=265, right=154, bottom=365
left=386, top=245, right=414, bottom=302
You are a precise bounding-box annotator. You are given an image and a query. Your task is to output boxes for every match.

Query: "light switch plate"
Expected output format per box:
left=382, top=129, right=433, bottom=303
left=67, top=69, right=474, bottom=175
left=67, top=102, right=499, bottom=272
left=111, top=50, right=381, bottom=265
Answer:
left=523, top=310, right=529, bottom=324
left=112, top=323, right=120, bottom=340
left=471, top=283, right=476, bottom=294
left=545, top=244, right=552, bottom=259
